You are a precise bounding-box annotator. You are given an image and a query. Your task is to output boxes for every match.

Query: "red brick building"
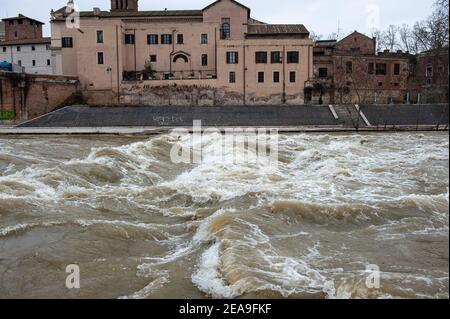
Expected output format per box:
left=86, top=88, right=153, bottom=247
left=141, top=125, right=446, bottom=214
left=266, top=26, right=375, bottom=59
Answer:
left=308, top=31, right=411, bottom=105
left=2, top=14, right=44, bottom=41
left=408, top=47, right=449, bottom=104
left=0, top=21, right=5, bottom=41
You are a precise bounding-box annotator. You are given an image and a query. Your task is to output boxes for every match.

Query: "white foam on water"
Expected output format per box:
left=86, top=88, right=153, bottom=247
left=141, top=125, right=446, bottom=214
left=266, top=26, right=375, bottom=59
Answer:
left=119, top=269, right=170, bottom=299
left=0, top=132, right=448, bottom=299
left=192, top=243, right=236, bottom=299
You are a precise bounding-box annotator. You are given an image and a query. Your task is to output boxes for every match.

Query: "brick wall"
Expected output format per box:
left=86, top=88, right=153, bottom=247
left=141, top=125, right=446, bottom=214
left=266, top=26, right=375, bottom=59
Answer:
left=335, top=32, right=376, bottom=55
left=4, top=19, right=43, bottom=41
left=0, top=72, right=81, bottom=123
left=116, top=79, right=304, bottom=106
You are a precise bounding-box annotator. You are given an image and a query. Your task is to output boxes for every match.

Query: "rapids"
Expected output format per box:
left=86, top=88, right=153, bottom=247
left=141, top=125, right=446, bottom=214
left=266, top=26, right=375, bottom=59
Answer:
left=0, top=132, right=448, bottom=299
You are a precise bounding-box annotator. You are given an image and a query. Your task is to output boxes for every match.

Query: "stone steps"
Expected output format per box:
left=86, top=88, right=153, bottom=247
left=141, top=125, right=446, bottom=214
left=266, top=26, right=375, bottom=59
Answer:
left=333, top=105, right=367, bottom=129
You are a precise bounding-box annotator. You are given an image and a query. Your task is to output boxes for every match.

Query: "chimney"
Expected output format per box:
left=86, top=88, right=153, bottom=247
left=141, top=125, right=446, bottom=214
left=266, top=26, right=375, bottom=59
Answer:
left=93, top=7, right=101, bottom=15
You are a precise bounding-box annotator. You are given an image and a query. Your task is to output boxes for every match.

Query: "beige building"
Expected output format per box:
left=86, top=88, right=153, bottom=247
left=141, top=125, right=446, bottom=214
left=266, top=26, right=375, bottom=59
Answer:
left=50, top=0, right=313, bottom=105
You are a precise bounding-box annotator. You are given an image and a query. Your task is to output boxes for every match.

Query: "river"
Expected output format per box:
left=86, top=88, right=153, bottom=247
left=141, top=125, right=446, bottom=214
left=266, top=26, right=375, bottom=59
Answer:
left=0, top=132, right=448, bottom=299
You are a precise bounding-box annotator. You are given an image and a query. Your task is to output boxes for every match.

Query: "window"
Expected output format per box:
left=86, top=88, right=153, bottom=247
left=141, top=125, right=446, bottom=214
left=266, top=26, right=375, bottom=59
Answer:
left=18, top=60, right=22, bottom=66
left=378, top=82, right=383, bottom=87
left=226, top=52, right=238, bottom=64
left=18, top=19, right=23, bottom=25
left=32, top=60, right=36, bottom=66
left=289, top=71, right=296, bottom=83
left=258, top=72, right=264, bottom=83
left=255, top=51, right=268, bottom=64
left=97, top=52, right=104, bottom=65
left=318, top=68, right=328, bottom=78
left=17, top=46, right=21, bottom=52
left=62, top=37, right=73, bottom=48
left=97, top=30, right=104, bottom=43
left=149, top=55, right=157, bottom=62
left=346, top=61, right=353, bottom=73
left=47, top=59, right=51, bottom=66
left=368, top=63, right=374, bottom=74
left=147, top=34, right=158, bottom=45
left=426, top=66, right=433, bottom=77
left=221, top=21, right=231, bottom=39
left=14, top=31, right=18, bottom=38
left=201, top=54, right=208, bottom=66
left=426, top=78, right=432, bottom=85
left=201, top=34, right=208, bottom=44
left=394, top=63, right=400, bottom=75
left=32, top=46, right=35, bottom=51
left=177, top=34, right=184, bottom=44
left=125, top=34, right=135, bottom=44
left=273, top=72, right=280, bottom=83
left=271, top=51, right=282, bottom=64
left=229, top=72, right=236, bottom=83
left=376, top=63, right=387, bottom=75
left=2, top=47, right=6, bottom=53
left=46, top=44, right=51, bottom=50
left=287, top=51, right=299, bottom=63
left=161, top=34, right=172, bottom=45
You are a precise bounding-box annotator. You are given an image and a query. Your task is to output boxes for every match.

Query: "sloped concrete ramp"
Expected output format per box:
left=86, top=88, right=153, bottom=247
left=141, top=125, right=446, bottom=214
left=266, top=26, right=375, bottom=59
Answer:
left=361, top=104, right=449, bottom=126
left=18, top=105, right=339, bottom=127
left=17, top=104, right=449, bottom=129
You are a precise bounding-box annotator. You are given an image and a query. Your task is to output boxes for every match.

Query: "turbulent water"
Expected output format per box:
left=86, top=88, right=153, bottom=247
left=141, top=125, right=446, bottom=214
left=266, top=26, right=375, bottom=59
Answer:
left=0, top=132, right=448, bottom=299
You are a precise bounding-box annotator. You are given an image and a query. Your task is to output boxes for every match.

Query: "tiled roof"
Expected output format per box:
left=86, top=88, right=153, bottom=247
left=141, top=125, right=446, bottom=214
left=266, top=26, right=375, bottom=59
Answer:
left=247, top=24, right=309, bottom=35
left=0, top=37, right=51, bottom=46
left=316, top=40, right=337, bottom=47
left=2, top=14, right=44, bottom=25
left=248, top=18, right=266, bottom=25
left=203, top=0, right=250, bottom=14
left=52, top=7, right=203, bottom=20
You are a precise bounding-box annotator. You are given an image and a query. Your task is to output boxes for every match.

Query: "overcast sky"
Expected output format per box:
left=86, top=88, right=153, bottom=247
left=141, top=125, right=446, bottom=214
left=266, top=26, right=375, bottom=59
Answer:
left=1, top=0, right=436, bottom=38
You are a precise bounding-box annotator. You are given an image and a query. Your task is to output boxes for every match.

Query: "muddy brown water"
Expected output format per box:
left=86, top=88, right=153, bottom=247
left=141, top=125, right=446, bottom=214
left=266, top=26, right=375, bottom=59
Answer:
left=0, top=132, right=448, bottom=299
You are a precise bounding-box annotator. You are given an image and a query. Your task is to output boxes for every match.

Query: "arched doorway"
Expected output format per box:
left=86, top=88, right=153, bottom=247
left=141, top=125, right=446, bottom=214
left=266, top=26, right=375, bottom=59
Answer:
left=173, top=54, right=189, bottom=63
left=170, top=51, right=192, bottom=78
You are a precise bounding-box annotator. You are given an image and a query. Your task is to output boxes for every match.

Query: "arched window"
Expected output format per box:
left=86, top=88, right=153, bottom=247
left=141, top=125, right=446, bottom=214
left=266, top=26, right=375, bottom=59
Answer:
left=173, top=54, right=189, bottom=63
left=222, top=22, right=230, bottom=39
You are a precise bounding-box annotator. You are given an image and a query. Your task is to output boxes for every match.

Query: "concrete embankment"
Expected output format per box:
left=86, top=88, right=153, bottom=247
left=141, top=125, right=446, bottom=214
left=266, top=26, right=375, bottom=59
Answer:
left=0, top=104, right=447, bottom=135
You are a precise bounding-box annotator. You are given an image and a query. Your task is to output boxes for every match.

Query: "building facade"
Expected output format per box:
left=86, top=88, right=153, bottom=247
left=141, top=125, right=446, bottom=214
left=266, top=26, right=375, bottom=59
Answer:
left=308, top=31, right=411, bottom=105
left=50, top=0, right=313, bottom=105
left=408, top=47, right=449, bottom=104
left=0, top=15, right=52, bottom=74
left=0, top=21, right=5, bottom=41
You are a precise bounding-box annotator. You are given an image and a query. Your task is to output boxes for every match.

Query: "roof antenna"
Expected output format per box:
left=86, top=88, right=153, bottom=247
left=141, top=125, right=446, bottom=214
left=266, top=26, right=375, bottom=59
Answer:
left=337, top=18, right=343, bottom=40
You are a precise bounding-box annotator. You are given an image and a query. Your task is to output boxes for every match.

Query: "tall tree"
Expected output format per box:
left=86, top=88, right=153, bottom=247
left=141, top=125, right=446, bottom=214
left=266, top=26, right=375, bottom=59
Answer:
left=384, top=25, right=399, bottom=51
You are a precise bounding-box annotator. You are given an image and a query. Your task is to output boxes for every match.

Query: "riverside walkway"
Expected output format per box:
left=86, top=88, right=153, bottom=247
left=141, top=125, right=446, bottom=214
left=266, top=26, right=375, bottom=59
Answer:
left=0, top=104, right=447, bottom=134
